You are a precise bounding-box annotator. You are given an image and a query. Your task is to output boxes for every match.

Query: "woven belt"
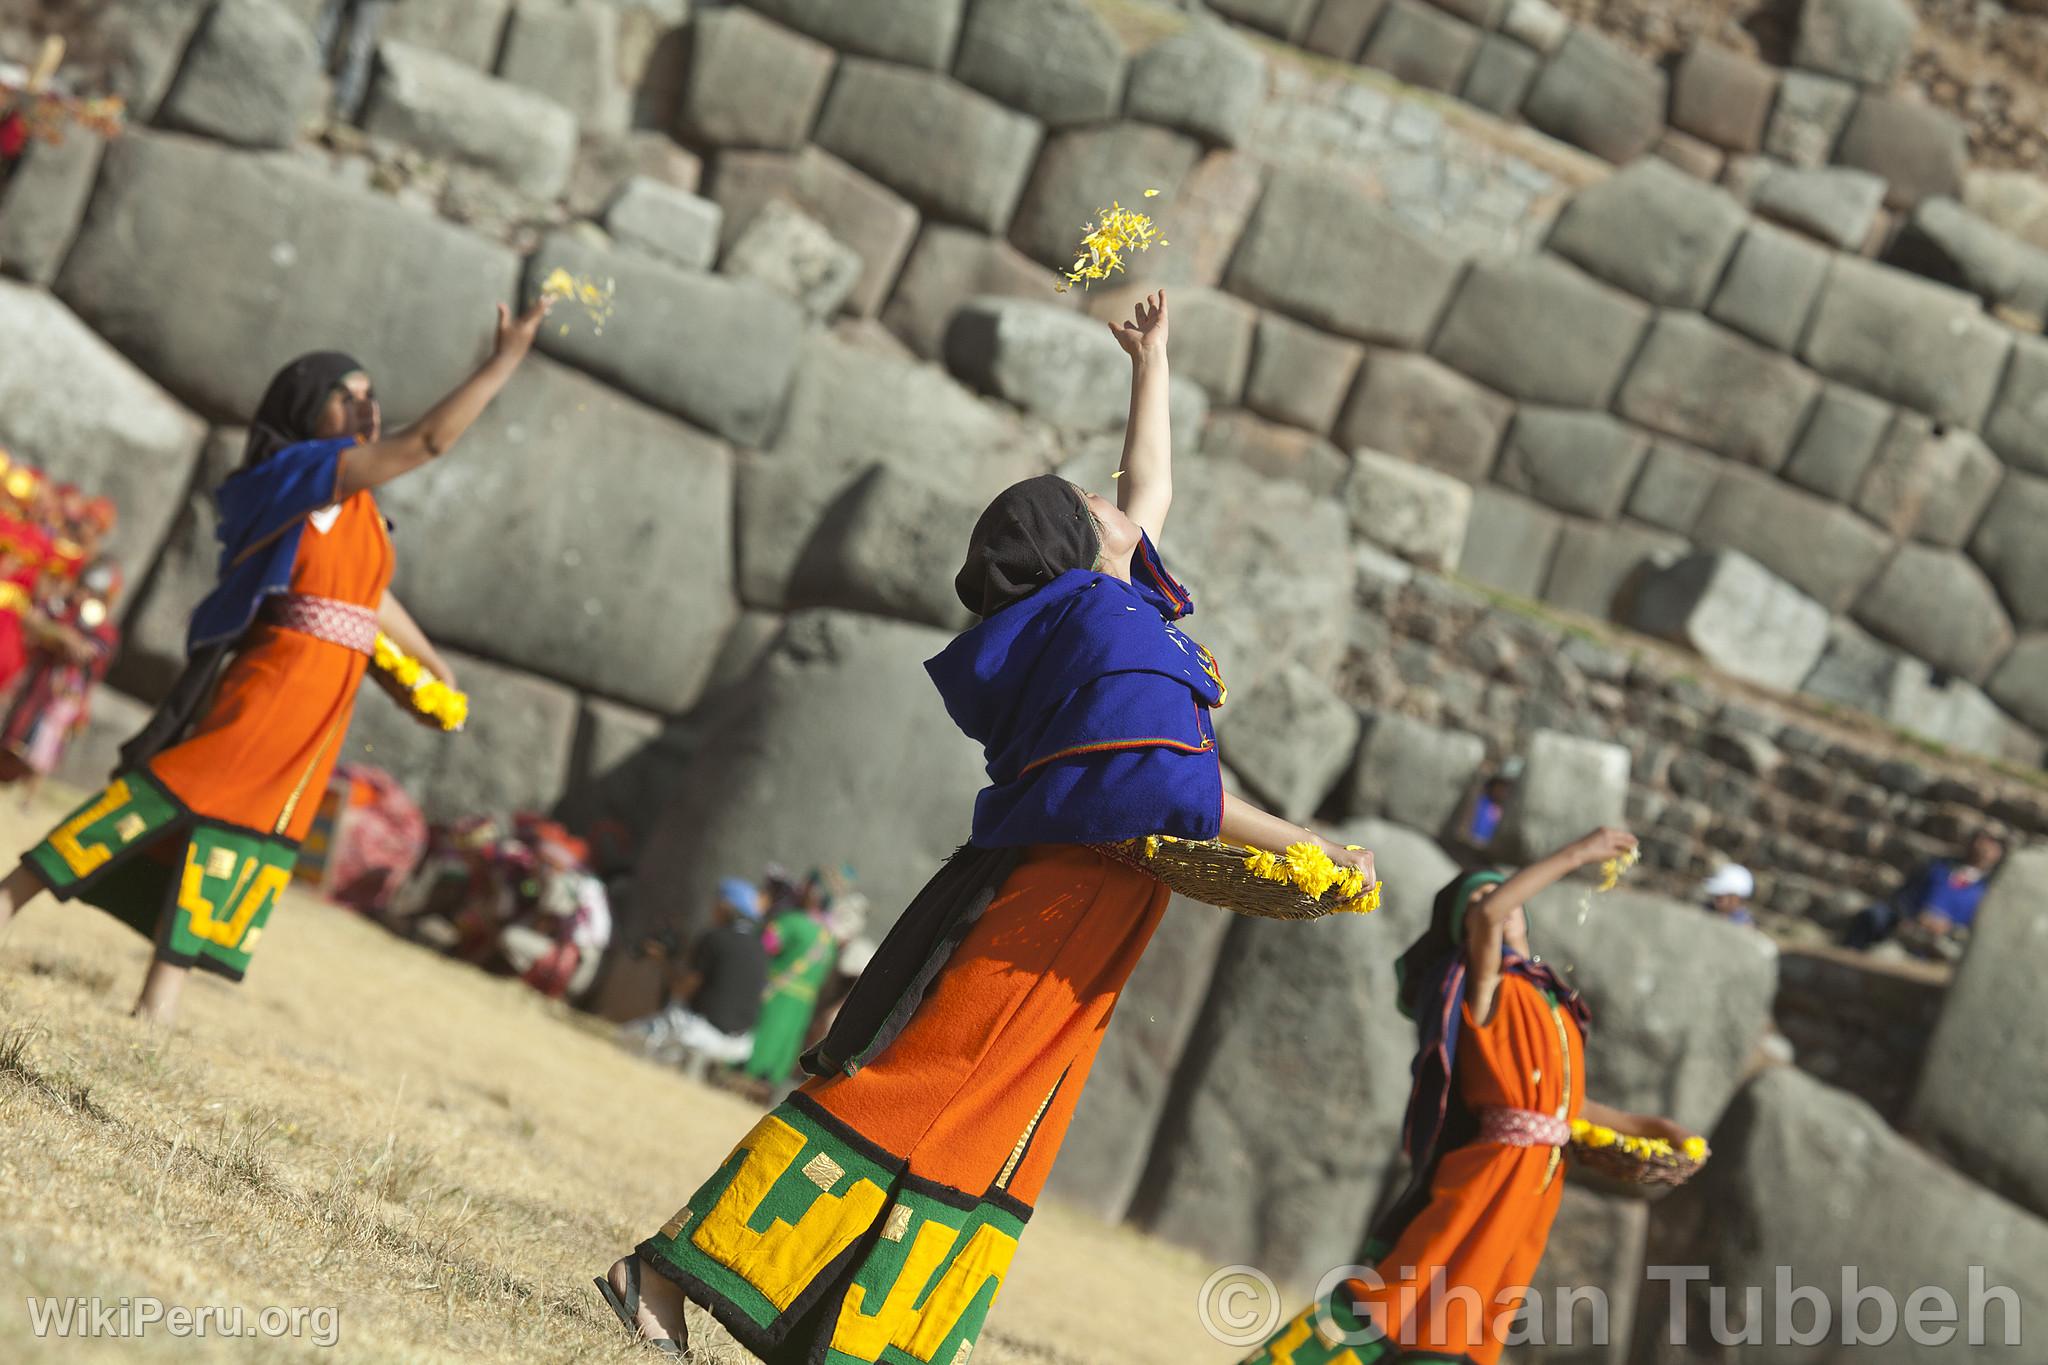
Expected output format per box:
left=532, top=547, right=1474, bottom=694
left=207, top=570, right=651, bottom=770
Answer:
left=1476, top=1106, right=1571, bottom=1148
left=262, top=593, right=378, bottom=655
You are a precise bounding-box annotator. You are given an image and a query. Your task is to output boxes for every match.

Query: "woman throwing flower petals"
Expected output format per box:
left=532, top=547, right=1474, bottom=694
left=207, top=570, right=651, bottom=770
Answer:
left=0, top=297, right=552, bottom=1025
left=597, top=289, right=1375, bottom=1361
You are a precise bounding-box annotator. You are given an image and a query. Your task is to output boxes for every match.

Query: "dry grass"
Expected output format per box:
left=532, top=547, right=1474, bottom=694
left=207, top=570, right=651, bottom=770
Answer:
left=0, top=790, right=1231, bottom=1364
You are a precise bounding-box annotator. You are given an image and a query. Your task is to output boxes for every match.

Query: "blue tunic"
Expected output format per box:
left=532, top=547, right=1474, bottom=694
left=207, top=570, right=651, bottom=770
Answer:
left=186, top=438, right=355, bottom=653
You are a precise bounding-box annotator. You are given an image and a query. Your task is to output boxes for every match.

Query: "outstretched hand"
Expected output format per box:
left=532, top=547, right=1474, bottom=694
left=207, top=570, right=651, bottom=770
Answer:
left=1325, top=839, right=1376, bottom=888
left=1107, top=289, right=1169, bottom=362
left=1569, top=826, right=1637, bottom=868
left=493, top=296, right=553, bottom=364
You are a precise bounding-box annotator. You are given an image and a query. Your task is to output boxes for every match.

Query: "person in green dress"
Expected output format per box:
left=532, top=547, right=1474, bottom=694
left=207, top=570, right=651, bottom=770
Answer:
left=744, top=873, right=840, bottom=1084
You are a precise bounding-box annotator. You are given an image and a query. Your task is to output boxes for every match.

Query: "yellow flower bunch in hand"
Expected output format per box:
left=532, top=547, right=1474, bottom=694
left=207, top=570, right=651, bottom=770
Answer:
left=372, top=632, right=469, bottom=732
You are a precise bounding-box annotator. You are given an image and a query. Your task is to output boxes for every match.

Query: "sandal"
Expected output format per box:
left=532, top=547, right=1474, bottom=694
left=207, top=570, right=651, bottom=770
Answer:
left=594, top=1257, right=683, bottom=1356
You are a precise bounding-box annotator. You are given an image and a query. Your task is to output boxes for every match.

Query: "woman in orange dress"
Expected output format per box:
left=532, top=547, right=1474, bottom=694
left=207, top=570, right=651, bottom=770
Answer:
left=0, top=298, right=551, bottom=1024
left=1242, top=827, right=1699, bottom=1365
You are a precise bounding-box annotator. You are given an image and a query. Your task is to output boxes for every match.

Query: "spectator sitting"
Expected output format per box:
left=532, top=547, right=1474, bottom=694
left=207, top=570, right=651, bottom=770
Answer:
left=1841, top=830, right=2006, bottom=956
left=1699, top=863, right=1756, bottom=927
left=619, top=878, right=770, bottom=1077
left=1465, top=775, right=1512, bottom=847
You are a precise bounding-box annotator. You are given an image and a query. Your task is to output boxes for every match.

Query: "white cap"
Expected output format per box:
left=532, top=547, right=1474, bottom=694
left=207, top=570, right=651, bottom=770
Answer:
left=1701, top=864, right=1755, bottom=900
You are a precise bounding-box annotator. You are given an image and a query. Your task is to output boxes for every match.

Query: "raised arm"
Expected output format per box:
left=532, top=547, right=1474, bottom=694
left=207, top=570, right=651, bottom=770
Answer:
left=1107, top=290, right=1172, bottom=541
left=335, top=298, right=552, bottom=500
left=1465, top=826, right=1637, bottom=1024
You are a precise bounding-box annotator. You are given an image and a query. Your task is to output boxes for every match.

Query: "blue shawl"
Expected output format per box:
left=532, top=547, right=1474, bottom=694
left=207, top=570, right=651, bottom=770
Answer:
left=186, top=437, right=355, bottom=654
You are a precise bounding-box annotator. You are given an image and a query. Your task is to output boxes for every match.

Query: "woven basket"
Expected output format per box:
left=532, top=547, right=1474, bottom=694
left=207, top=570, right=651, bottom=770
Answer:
left=1095, top=837, right=1373, bottom=921
left=1567, top=1136, right=1706, bottom=1188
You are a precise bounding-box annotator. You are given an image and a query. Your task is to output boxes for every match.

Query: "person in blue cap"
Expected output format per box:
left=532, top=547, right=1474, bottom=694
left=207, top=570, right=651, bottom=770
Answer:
left=618, top=877, right=769, bottom=1072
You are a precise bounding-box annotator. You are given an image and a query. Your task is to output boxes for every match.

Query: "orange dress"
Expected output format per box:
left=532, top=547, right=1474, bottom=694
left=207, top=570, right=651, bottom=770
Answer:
left=25, top=489, right=392, bottom=980
left=1246, top=973, right=1586, bottom=1365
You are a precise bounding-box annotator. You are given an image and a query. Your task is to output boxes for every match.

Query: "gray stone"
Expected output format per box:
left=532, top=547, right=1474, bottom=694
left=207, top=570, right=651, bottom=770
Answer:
left=1793, top=0, right=1916, bottom=86
left=556, top=696, right=698, bottom=856
left=1707, top=220, right=1833, bottom=352
left=109, top=426, right=236, bottom=699
left=497, top=0, right=629, bottom=134
left=1616, top=312, right=1822, bottom=470
left=1522, top=29, right=1667, bottom=164
left=1008, top=122, right=1202, bottom=273
left=1131, top=822, right=1457, bottom=1286
left=1781, top=385, right=1895, bottom=499
left=1460, top=34, right=1540, bottom=119
left=1220, top=664, right=1363, bottom=821
left=953, top=0, right=1127, bottom=129
left=1985, top=334, right=2048, bottom=476
left=1855, top=421, right=2004, bottom=548
left=525, top=231, right=802, bottom=444
left=0, top=281, right=207, bottom=576
left=1654, top=126, right=1726, bottom=183
left=1970, top=471, right=2048, bottom=630
left=1630, top=548, right=1831, bottom=691
left=744, top=0, right=965, bottom=69
left=1626, top=438, right=1719, bottom=533
left=1201, top=412, right=1350, bottom=494
left=882, top=224, right=1071, bottom=360
left=1853, top=544, right=2014, bottom=682
left=1800, top=615, right=1904, bottom=715
left=380, top=0, right=510, bottom=67
left=944, top=296, right=1207, bottom=438
left=1527, top=1186, right=1650, bottom=1364
left=1880, top=661, right=2043, bottom=762
left=1125, top=16, right=1265, bottom=148
left=1889, top=196, right=2048, bottom=322
left=1245, top=312, right=1365, bottom=434
left=375, top=357, right=736, bottom=711
left=677, top=6, right=834, bottom=150
left=58, top=132, right=520, bottom=425
left=1669, top=42, right=1777, bottom=152
left=0, top=131, right=103, bottom=287
left=1346, top=447, right=1474, bottom=572
left=813, top=58, right=1042, bottom=233
left=1430, top=255, right=1652, bottom=407
left=565, top=130, right=704, bottom=220
left=1102, top=285, right=1256, bottom=406
left=785, top=463, right=979, bottom=630
left=1336, top=349, right=1513, bottom=485
left=1361, top=0, right=1482, bottom=94
left=54, top=687, right=154, bottom=794
left=1987, top=634, right=2048, bottom=732
left=1497, top=729, right=1631, bottom=865
left=1435, top=0, right=1508, bottom=27
left=1752, top=163, right=1887, bottom=249
left=1345, top=712, right=1485, bottom=835
left=341, top=648, right=579, bottom=824
left=364, top=40, right=579, bottom=198
left=602, top=177, right=722, bottom=271
left=1496, top=408, right=1650, bottom=518
left=1693, top=466, right=1893, bottom=610
left=1801, top=255, right=2015, bottom=431
left=1639, top=1068, right=2048, bottom=1365
left=1763, top=69, right=1858, bottom=168
left=1457, top=486, right=1564, bottom=595
left=157, top=0, right=321, bottom=149
left=1546, top=158, right=1746, bottom=309
left=1206, top=0, right=1321, bottom=41
left=706, top=147, right=922, bottom=319
left=1543, top=519, right=1691, bottom=622
left=1304, top=0, right=1392, bottom=59
left=1225, top=167, right=1464, bottom=349
left=1502, top=0, right=1570, bottom=52
left=722, top=199, right=864, bottom=319
left=1835, top=94, right=1970, bottom=210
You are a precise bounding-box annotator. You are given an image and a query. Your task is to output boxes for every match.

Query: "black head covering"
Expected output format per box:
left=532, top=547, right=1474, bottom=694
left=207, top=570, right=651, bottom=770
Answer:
left=242, top=351, right=366, bottom=468
left=952, top=474, right=1101, bottom=618
left=1394, top=867, right=1507, bottom=1020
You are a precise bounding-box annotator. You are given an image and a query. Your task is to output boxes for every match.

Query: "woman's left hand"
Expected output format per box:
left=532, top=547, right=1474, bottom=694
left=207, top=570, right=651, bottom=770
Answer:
left=1107, top=289, right=1169, bottom=362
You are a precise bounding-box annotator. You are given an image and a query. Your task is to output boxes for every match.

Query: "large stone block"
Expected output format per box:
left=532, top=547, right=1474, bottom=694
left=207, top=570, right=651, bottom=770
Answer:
left=1801, top=255, right=2014, bottom=431
left=1834, top=94, right=1969, bottom=210
left=1630, top=549, right=1831, bottom=691
left=57, top=132, right=519, bottom=426
left=1335, top=350, right=1512, bottom=485
left=1429, top=255, right=1651, bottom=408
left=677, top=6, right=834, bottom=150
left=1346, top=447, right=1473, bottom=572
left=1224, top=167, right=1464, bottom=349
left=1457, top=486, right=1564, bottom=595
left=1460, top=33, right=1540, bottom=119
left=1752, top=163, right=1887, bottom=249
left=1793, top=0, right=1916, bottom=86
left=497, top=0, right=629, bottom=134
left=158, top=0, right=321, bottom=149
left=54, top=687, right=155, bottom=794
left=1707, top=221, right=1831, bottom=354
left=881, top=224, right=1071, bottom=360
left=380, top=0, right=510, bottom=67
left=1502, top=0, right=1570, bottom=52
left=1984, top=334, right=2048, bottom=476
left=364, top=40, right=579, bottom=198
left=1888, top=196, right=2048, bottom=322
left=565, top=130, right=704, bottom=220
left=954, top=0, right=1128, bottom=128
left=1497, top=729, right=1630, bottom=865
left=1853, top=544, right=2014, bottom=683
left=744, top=0, right=965, bottom=69
left=1089, top=285, right=1256, bottom=407
left=1496, top=408, right=1649, bottom=519
left=1639, top=1068, right=2048, bottom=1365
left=374, top=357, right=735, bottom=712
left=1669, top=43, right=1777, bottom=152
left=1880, top=660, right=2043, bottom=762
left=1360, top=0, right=1482, bottom=94
left=1125, top=15, right=1265, bottom=148
left=1987, top=634, right=2048, bottom=732
left=524, top=232, right=802, bottom=445
left=1345, top=711, right=1485, bottom=836
left=723, top=201, right=864, bottom=320
left=1521, top=29, right=1667, bottom=164
left=1970, top=470, right=2048, bottom=630
left=1207, top=0, right=1321, bottom=42
left=784, top=462, right=978, bottom=630
left=1781, top=384, right=1894, bottom=500
left=1008, top=123, right=1202, bottom=273
left=813, top=58, right=1042, bottom=233
left=1201, top=412, right=1350, bottom=495
left=1131, top=822, right=1457, bottom=1286
left=1244, top=312, right=1365, bottom=434
left=1692, top=466, right=1892, bottom=610
left=1546, top=159, right=1746, bottom=309
left=602, top=177, right=722, bottom=271
left=0, top=133, right=103, bottom=288
left=1854, top=421, right=2003, bottom=548
left=944, top=296, right=1206, bottom=438
left=1220, top=663, right=1363, bottom=821
left=705, top=147, right=922, bottom=319
left=1763, top=69, right=1858, bottom=168
left=1305, top=0, right=1393, bottom=59
left=1524, top=1185, right=1649, bottom=1365
left=1543, top=519, right=1690, bottom=622
left=0, top=281, right=206, bottom=576
left=1616, top=313, right=1821, bottom=471
left=1625, top=438, right=1719, bottom=533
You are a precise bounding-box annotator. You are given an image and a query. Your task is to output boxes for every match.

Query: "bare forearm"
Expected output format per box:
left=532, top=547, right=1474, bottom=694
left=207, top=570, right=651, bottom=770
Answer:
left=339, top=351, right=520, bottom=498
left=1218, top=791, right=1316, bottom=853
left=1475, top=846, right=1587, bottom=931
left=377, top=591, right=451, bottom=681
left=1117, top=354, right=1173, bottom=534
